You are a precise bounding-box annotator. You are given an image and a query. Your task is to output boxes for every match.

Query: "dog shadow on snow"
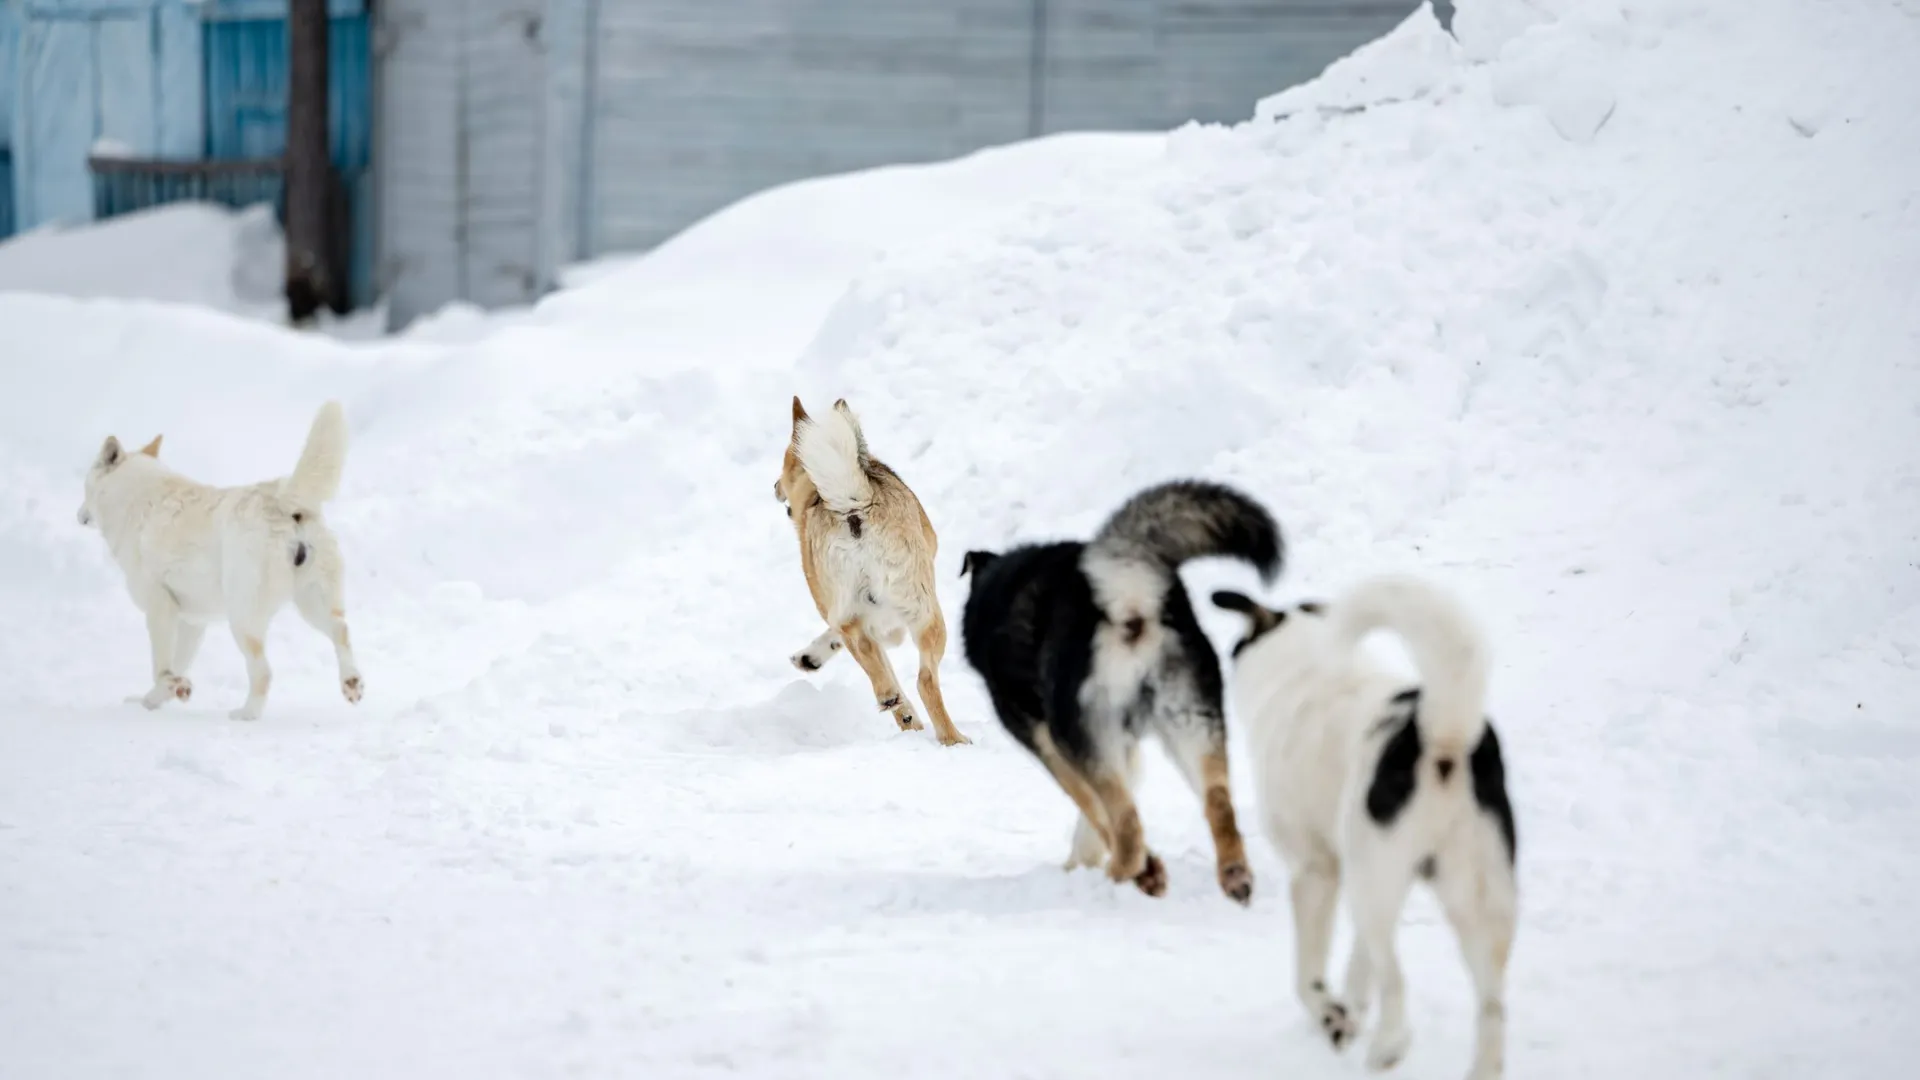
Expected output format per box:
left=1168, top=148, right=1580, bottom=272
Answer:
left=774, top=851, right=1280, bottom=922
left=627, top=679, right=947, bottom=756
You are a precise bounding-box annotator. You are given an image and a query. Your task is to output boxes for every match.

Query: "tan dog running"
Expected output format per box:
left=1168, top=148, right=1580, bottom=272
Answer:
left=774, top=397, right=968, bottom=746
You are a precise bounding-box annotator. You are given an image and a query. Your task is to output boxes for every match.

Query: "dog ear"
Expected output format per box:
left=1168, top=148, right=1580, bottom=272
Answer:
left=1210, top=590, right=1260, bottom=615
left=832, top=399, right=870, bottom=463
left=138, top=434, right=163, bottom=458
left=960, top=550, right=999, bottom=579
left=1212, top=590, right=1283, bottom=633
left=97, top=436, right=123, bottom=468
left=791, top=396, right=810, bottom=427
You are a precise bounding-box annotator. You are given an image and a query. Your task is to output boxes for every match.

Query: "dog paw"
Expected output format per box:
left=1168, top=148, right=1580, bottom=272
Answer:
left=1132, top=853, right=1169, bottom=898
left=1218, top=861, right=1253, bottom=906
left=136, top=676, right=188, bottom=710
left=228, top=705, right=262, bottom=722
left=894, top=711, right=925, bottom=731
left=1319, top=1000, right=1358, bottom=1051
left=1366, top=1027, right=1411, bottom=1071
left=341, top=676, right=363, bottom=704
left=934, top=726, right=972, bottom=747
left=790, top=637, right=842, bottom=672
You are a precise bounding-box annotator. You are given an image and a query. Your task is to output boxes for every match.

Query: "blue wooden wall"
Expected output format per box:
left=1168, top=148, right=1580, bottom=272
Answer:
left=0, top=2, right=16, bottom=239
left=7, top=0, right=208, bottom=231
left=2, top=0, right=371, bottom=294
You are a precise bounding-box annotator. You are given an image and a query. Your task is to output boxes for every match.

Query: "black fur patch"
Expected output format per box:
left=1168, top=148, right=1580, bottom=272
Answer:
left=1211, top=590, right=1286, bottom=657
left=1298, top=600, right=1325, bottom=615
left=1471, top=725, right=1518, bottom=864
left=294, top=542, right=309, bottom=567
left=846, top=513, right=863, bottom=538
left=1364, top=688, right=1517, bottom=865
left=959, top=540, right=1225, bottom=768
left=292, top=511, right=305, bottom=524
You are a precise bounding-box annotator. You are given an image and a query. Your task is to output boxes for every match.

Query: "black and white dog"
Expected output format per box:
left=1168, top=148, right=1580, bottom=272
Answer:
left=959, top=480, right=1282, bottom=903
left=1213, top=574, right=1517, bottom=1080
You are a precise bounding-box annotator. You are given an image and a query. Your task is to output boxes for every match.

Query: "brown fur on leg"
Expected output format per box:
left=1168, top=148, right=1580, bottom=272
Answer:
left=1033, top=729, right=1116, bottom=852
left=1089, top=770, right=1163, bottom=896
left=1201, top=749, right=1254, bottom=904
left=914, top=614, right=970, bottom=746
left=838, top=620, right=918, bottom=730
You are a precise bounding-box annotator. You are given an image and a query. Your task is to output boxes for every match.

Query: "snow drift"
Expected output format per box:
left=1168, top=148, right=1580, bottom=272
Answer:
left=1, top=1, right=1916, bottom=1077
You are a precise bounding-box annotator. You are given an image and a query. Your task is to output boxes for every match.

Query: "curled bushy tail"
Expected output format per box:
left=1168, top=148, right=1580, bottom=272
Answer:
left=281, top=401, right=348, bottom=508
left=794, top=399, right=875, bottom=515
left=1331, top=573, right=1490, bottom=765
left=1082, top=480, right=1283, bottom=634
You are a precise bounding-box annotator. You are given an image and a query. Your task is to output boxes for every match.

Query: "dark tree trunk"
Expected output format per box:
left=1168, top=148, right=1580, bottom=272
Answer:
left=285, top=0, right=334, bottom=323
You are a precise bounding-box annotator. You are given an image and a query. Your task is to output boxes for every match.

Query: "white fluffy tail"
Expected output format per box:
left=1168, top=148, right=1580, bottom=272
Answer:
left=281, top=400, right=349, bottom=508
left=794, top=399, right=874, bottom=515
left=1330, top=573, right=1491, bottom=761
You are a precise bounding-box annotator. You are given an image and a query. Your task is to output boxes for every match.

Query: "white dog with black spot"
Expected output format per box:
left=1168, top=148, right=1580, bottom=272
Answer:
left=77, top=401, right=363, bottom=721
left=1213, top=574, right=1518, bottom=1080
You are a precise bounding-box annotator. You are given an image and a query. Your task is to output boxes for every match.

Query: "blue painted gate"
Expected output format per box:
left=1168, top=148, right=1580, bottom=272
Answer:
left=198, top=0, right=374, bottom=303
left=2, top=0, right=372, bottom=299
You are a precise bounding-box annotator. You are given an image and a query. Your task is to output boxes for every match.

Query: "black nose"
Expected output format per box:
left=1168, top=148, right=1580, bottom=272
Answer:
left=1435, top=757, right=1456, bottom=782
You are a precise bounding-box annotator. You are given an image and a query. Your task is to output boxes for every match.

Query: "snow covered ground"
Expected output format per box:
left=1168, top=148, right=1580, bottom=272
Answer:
left=2, top=1, right=1917, bottom=1077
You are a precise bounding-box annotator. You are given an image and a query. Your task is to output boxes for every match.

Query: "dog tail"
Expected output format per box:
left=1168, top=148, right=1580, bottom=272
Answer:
left=793, top=398, right=875, bottom=515
left=1082, top=480, right=1282, bottom=639
left=1330, top=573, right=1491, bottom=775
left=281, top=400, right=349, bottom=509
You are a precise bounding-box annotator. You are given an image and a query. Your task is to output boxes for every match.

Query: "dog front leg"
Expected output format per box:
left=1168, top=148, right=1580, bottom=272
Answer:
left=790, top=627, right=843, bottom=672
left=133, top=603, right=191, bottom=709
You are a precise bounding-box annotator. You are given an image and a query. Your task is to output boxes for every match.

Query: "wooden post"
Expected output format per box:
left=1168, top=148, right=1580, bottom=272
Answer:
left=285, top=0, right=332, bottom=322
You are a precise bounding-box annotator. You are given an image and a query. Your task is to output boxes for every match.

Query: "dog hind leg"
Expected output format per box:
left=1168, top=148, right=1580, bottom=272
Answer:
left=1087, top=763, right=1162, bottom=896
left=1064, top=744, right=1136, bottom=869
left=912, top=613, right=969, bottom=746
left=294, top=553, right=363, bottom=705
left=227, top=620, right=273, bottom=721
left=1032, top=727, right=1165, bottom=893
left=1347, top=853, right=1418, bottom=1071
left=837, top=619, right=917, bottom=731
left=1434, top=849, right=1516, bottom=1080
left=1290, top=856, right=1356, bottom=1049
left=1059, top=737, right=1128, bottom=864
left=790, top=627, right=843, bottom=672
left=1160, top=719, right=1254, bottom=904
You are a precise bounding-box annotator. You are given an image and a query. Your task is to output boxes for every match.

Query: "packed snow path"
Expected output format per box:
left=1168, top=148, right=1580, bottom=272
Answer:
left=3, top=2, right=1917, bottom=1077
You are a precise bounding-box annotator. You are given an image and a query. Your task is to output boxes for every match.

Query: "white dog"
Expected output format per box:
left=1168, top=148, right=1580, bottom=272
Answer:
left=77, top=401, right=363, bottom=721
left=1213, top=574, right=1517, bottom=1080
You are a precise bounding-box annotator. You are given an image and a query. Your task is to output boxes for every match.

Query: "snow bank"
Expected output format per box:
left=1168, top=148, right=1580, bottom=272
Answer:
left=0, top=202, right=288, bottom=320
left=1, top=1, right=1917, bottom=1076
